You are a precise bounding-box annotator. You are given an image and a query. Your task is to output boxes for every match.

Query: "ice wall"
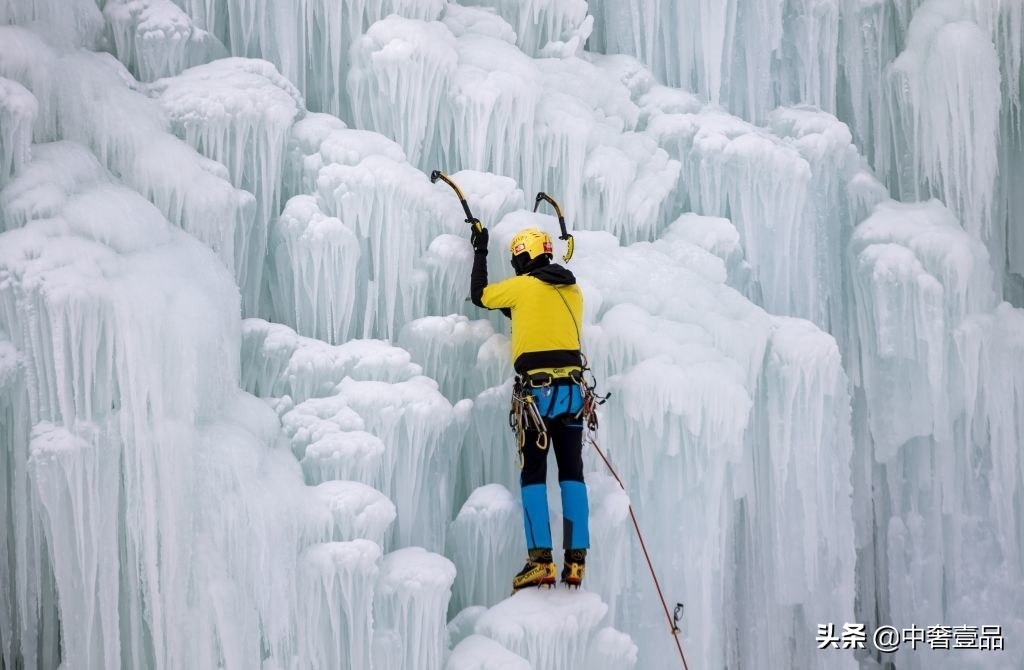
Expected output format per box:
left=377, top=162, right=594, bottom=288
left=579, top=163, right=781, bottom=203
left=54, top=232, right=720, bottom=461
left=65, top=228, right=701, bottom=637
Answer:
left=849, top=199, right=1024, bottom=669
left=268, top=113, right=471, bottom=341
left=588, top=0, right=840, bottom=122
left=0, top=141, right=251, bottom=668
left=0, top=27, right=259, bottom=312
left=643, top=99, right=885, bottom=334
left=0, top=77, right=36, bottom=189
left=241, top=318, right=471, bottom=553
left=148, top=57, right=304, bottom=311
left=345, top=14, right=681, bottom=244
left=104, top=0, right=228, bottom=82
left=168, top=0, right=445, bottom=118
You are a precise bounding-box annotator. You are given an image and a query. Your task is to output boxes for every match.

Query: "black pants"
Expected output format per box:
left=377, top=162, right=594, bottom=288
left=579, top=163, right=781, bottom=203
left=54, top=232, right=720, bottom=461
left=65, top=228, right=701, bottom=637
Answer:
left=520, top=416, right=584, bottom=487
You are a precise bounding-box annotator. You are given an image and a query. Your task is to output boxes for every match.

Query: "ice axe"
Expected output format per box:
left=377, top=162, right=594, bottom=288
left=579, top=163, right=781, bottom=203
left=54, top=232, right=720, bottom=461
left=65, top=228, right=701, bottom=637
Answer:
left=533, top=192, right=574, bottom=262
left=430, top=170, right=483, bottom=234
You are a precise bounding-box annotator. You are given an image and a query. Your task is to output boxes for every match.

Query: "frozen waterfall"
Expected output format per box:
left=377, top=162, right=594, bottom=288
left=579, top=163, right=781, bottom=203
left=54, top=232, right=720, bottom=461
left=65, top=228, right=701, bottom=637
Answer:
left=1, top=0, right=1023, bottom=669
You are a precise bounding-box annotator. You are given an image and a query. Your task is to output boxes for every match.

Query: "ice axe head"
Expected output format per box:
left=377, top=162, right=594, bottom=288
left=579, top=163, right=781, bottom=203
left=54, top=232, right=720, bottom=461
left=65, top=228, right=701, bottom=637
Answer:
left=430, top=170, right=442, bottom=184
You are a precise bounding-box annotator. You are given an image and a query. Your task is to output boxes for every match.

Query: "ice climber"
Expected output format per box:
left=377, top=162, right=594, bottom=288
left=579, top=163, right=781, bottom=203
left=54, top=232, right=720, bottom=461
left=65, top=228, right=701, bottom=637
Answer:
left=470, top=225, right=590, bottom=591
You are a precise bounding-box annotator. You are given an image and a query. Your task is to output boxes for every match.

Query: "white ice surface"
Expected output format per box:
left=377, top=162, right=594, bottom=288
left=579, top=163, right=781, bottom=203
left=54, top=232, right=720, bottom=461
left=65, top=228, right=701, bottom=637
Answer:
left=2, top=2, right=1023, bottom=669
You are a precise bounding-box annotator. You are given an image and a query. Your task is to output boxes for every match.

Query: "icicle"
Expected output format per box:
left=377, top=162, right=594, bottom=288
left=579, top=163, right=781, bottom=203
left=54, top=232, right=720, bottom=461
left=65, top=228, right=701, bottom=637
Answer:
left=335, top=377, right=470, bottom=552
left=884, top=0, right=1002, bottom=246
left=240, top=318, right=421, bottom=404
left=28, top=423, right=121, bottom=669
left=149, top=58, right=303, bottom=312
left=104, top=0, right=228, bottom=82
left=0, top=31, right=258, bottom=310
left=447, top=484, right=521, bottom=613
left=348, top=16, right=458, bottom=170
left=0, top=78, right=36, bottom=190
left=375, top=547, right=457, bottom=670
left=297, top=540, right=381, bottom=670
left=267, top=195, right=362, bottom=344
left=398, top=316, right=499, bottom=402
left=311, top=481, right=395, bottom=547
left=456, top=0, right=593, bottom=57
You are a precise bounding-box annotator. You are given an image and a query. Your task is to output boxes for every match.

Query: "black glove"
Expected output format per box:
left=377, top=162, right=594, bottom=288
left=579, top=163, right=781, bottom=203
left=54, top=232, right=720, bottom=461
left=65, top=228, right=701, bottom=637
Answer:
left=470, top=224, right=488, bottom=253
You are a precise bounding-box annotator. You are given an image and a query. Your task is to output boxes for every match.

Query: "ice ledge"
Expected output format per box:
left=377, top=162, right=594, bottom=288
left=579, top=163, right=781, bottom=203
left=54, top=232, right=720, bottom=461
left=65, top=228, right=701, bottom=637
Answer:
left=473, top=589, right=634, bottom=670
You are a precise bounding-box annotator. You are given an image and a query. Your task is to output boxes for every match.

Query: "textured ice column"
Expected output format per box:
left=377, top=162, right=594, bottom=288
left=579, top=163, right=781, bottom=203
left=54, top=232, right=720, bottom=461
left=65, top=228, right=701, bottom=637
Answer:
left=447, top=33, right=541, bottom=183
left=311, top=481, right=396, bottom=546
left=315, top=158, right=463, bottom=339
left=645, top=105, right=885, bottom=330
left=533, top=57, right=680, bottom=243
left=0, top=78, right=36, bottom=189
left=646, top=109, right=812, bottom=316
left=276, top=115, right=448, bottom=342
left=737, top=317, right=856, bottom=670
left=149, top=58, right=304, bottom=311
left=267, top=194, right=361, bottom=344
left=588, top=0, right=837, bottom=121
left=658, top=213, right=752, bottom=295
left=281, top=115, right=466, bottom=339
left=441, top=4, right=518, bottom=44
left=240, top=318, right=421, bottom=403
left=336, top=377, right=471, bottom=551
left=582, top=473, right=632, bottom=623
left=297, top=540, right=381, bottom=670
left=419, top=234, right=475, bottom=317
left=447, top=484, right=521, bottom=613
left=27, top=423, right=120, bottom=670
left=768, top=106, right=887, bottom=336
left=180, top=0, right=445, bottom=118
left=301, top=430, right=386, bottom=489
left=850, top=199, right=995, bottom=458
left=375, top=547, right=457, bottom=670
left=0, top=156, right=246, bottom=667
left=0, top=0, right=104, bottom=48
left=884, top=1, right=1002, bottom=244
left=457, top=382, right=520, bottom=511
left=0, top=336, right=59, bottom=670
left=850, top=201, right=1023, bottom=669
left=837, top=0, right=900, bottom=167
left=398, top=316, right=499, bottom=402
left=457, top=0, right=593, bottom=56
left=348, top=16, right=457, bottom=169
left=953, top=303, right=1024, bottom=640
left=0, top=29, right=257, bottom=305
left=446, top=634, right=531, bottom=670
left=474, top=590, right=612, bottom=669
left=104, top=0, right=228, bottom=81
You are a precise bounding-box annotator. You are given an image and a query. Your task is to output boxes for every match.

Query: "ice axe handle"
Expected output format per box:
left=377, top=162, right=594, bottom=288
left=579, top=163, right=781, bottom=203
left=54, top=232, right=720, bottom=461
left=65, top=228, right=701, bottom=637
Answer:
left=533, top=192, right=573, bottom=262
left=431, top=169, right=480, bottom=232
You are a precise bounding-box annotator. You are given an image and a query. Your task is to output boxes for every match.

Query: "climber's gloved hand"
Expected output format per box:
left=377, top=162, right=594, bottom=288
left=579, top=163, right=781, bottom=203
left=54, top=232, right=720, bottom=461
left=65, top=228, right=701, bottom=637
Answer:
left=470, top=223, right=488, bottom=253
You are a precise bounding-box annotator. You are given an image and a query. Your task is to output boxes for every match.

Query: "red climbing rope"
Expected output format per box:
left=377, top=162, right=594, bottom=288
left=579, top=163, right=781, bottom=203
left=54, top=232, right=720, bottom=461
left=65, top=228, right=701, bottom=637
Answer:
left=588, top=434, right=691, bottom=670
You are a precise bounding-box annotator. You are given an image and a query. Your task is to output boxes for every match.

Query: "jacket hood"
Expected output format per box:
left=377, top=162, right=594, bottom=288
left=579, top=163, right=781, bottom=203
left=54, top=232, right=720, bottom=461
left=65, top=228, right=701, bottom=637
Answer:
left=528, top=263, right=576, bottom=285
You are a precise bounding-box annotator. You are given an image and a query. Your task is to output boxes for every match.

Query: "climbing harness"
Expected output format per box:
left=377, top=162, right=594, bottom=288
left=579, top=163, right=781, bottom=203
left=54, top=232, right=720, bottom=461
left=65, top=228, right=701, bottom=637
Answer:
left=533, top=191, right=574, bottom=262
left=508, top=361, right=608, bottom=467
left=431, top=170, right=484, bottom=234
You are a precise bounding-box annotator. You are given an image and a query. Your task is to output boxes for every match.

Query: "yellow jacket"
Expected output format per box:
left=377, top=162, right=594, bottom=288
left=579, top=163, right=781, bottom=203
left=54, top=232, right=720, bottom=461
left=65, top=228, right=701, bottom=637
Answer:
left=476, top=264, right=584, bottom=375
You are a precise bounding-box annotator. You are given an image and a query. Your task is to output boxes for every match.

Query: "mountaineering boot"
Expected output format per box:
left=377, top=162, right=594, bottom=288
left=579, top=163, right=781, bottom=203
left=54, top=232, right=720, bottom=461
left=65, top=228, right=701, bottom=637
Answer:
left=561, top=549, right=586, bottom=588
left=512, top=548, right=557, bottom=592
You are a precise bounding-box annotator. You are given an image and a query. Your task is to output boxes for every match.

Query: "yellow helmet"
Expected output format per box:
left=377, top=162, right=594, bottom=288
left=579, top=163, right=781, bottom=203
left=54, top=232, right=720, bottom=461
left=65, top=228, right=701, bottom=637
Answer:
left=509, top=227, right=553, bottom=261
